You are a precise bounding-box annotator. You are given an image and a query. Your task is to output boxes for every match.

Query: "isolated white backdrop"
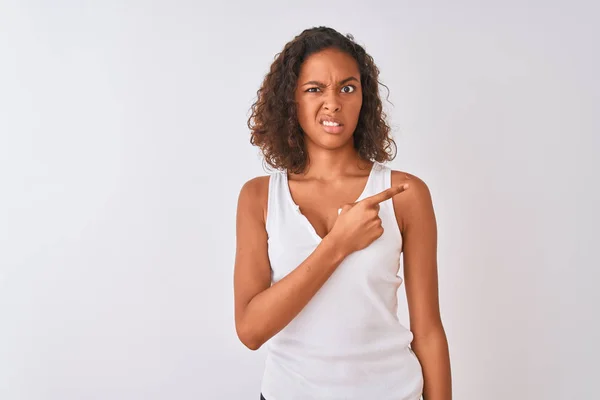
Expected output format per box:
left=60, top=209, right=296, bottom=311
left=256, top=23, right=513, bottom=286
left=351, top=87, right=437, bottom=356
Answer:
left=1, top=1, right=598, bottom=399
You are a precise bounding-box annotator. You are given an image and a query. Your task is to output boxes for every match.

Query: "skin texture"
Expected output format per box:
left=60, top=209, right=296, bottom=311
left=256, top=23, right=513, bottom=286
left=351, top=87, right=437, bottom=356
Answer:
left=234, top=48, right=452, bottom=399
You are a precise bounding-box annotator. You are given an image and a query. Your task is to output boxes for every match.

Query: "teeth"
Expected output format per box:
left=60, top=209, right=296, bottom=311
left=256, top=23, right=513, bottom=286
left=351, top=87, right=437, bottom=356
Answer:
left=322, top=121, right=340, bottom=126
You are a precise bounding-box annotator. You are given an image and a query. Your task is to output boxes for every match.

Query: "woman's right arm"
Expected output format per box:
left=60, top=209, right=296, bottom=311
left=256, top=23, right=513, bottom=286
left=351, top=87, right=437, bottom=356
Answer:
left=233, top=177, right=347, bottom=351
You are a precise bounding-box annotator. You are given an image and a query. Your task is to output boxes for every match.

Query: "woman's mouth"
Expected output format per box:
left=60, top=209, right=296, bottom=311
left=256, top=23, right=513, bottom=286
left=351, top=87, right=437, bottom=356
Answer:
left=320, top=120, right=344, bottom=134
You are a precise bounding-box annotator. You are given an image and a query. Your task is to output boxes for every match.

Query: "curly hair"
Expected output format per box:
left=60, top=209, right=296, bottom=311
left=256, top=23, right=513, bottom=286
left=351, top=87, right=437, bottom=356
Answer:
left=247, top=26, right=396, bottom=174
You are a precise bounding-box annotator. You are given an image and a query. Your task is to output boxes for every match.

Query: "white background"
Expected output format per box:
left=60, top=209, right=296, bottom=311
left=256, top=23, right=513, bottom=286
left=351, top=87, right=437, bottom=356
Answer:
left=1, top=1, right=598, bottom=399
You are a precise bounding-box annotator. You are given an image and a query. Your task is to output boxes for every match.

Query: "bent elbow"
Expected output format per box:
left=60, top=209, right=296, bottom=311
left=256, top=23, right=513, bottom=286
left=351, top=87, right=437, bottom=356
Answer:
left=236, top=323, right=264, bottom=351
left=243, top=339, right=262, bottom=351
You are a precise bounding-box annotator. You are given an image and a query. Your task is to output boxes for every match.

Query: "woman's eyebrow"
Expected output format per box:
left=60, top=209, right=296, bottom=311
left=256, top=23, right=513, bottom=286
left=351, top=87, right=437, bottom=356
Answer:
left=301, top=76, right=359, bottom=87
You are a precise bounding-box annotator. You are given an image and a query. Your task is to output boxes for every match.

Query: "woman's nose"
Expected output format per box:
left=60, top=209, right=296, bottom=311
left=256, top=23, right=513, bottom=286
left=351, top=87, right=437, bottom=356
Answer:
left=323, top=93, right=341, bottom=112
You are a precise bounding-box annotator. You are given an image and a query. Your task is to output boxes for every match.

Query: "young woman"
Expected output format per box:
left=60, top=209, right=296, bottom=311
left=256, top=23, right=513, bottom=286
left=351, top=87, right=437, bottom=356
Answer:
left=234, top=26, right=452, bottom=400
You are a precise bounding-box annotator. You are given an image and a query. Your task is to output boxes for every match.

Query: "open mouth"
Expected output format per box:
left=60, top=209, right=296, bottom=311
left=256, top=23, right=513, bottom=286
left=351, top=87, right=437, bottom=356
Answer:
left=320, top=120, right=344, bottom=134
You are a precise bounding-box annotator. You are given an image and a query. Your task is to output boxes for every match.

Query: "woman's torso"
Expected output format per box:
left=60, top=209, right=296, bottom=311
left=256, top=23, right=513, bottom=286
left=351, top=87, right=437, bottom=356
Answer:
left=260, top=161, right=423, bottom=400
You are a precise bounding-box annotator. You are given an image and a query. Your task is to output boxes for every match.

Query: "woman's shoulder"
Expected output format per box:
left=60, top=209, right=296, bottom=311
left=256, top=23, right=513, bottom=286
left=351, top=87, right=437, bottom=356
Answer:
left=390, top=169, right=433, bottom=203
left=240, top=174, right=271, bottom=193
left=237, top=174, right=272, bottom=224
left=389, top=169, right=435, bottom=230
left=389, top=169, right=429, bottom=193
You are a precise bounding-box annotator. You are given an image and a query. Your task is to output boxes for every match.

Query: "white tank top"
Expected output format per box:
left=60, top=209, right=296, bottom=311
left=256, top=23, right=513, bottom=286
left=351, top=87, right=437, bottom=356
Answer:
left=261, top=161, right=424, bottom=400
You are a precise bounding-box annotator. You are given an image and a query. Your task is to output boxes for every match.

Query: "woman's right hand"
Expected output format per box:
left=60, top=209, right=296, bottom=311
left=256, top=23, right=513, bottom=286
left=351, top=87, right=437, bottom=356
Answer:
left=328, top=184, right=410, bottom=255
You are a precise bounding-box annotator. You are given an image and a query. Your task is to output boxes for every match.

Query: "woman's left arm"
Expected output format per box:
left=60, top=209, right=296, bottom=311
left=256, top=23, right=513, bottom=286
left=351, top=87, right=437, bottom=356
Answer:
left=392, top=171, right=452, bottom=400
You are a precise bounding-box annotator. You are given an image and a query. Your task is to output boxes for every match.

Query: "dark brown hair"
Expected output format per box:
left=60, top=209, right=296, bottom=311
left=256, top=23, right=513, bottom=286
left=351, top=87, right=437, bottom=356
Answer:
left=247, top=26, right=396, bottom=174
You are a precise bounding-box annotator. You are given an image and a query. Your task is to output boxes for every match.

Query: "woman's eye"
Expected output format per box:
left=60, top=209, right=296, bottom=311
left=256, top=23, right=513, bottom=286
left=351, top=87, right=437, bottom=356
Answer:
left=305, top=86, right=356, bottom=93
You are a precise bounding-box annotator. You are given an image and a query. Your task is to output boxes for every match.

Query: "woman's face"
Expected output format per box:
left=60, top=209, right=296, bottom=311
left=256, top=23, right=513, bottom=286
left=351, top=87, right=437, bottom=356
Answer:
left=294, top=48, right=363, bottom=151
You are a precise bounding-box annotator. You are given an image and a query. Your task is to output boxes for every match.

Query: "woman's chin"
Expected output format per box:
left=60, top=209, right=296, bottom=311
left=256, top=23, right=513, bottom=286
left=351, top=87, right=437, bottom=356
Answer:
left=307, top=133, right=354, bottom=150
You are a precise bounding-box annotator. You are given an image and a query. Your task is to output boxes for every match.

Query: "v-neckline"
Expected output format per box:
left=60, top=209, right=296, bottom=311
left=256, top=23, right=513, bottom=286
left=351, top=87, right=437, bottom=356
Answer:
left=283, top=162, right=377, bottom=242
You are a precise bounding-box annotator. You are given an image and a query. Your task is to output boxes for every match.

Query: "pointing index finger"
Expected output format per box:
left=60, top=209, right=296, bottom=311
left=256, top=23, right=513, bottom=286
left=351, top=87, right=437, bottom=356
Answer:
left=361, top=184, right=409, bottom=205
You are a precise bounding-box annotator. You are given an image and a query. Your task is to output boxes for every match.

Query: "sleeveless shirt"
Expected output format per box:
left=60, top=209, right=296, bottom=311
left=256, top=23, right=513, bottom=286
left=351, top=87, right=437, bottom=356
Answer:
left=261, top=161, right=424, bottom=400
